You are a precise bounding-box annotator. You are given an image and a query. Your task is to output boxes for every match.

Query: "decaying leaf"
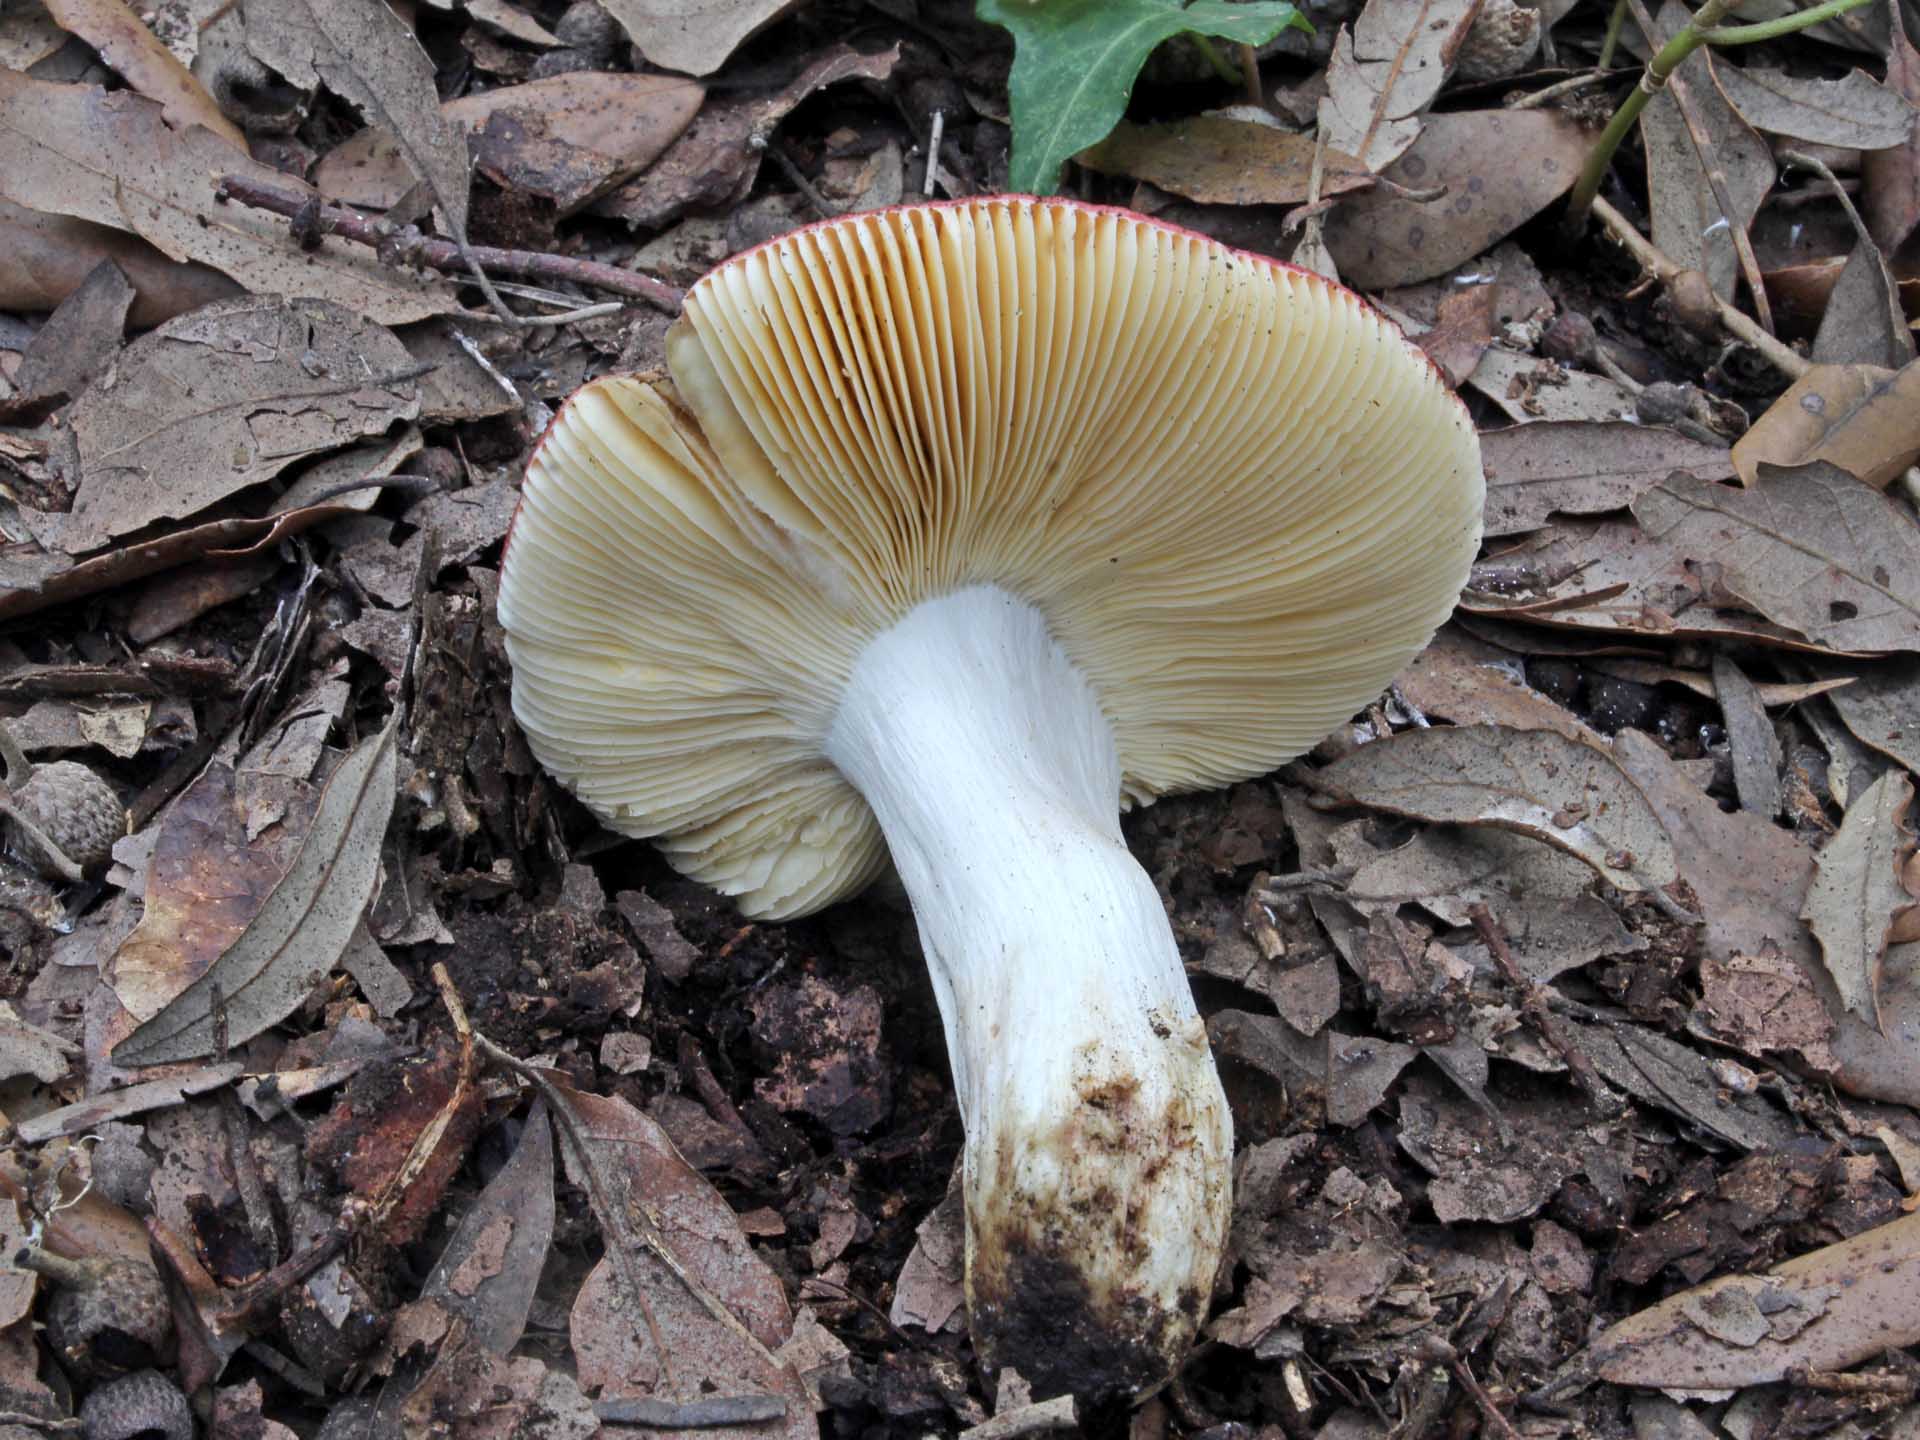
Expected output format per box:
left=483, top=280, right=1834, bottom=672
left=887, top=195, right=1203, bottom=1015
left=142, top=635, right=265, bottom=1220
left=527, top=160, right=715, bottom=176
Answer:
left=1709, top=57, right=1919, bottom=151
left=1826, top=657, right=1920, bottom=775
left=113, top=719, right=399, bottom=1067
left=315, top=71, right=704, bottom=216
left=1712, top=653, right=1782, bottom=819
left=0, top=74, right=454, bottom=322
left=1639, top=0, right=1775, bottom=304
left=0, top=195, right=240, bottom=327
left=1802, top=769, right=1914, bottom=1029
left=58, top=296, right=421, bottom=555
left=1810, top=236, right=1912, bottom=372
left=1865, top=18, right=1920, bottom=253
left=1481, top=421, right=1734, bottom=538
left=246, top=0, right=471, bottom=242
left=548, top=1080, right=814, bottom=1440
left=1312, top=725, right=1679, bottom=895
left=1414, top=282, right=1497, bottom=389
left=8, top=257, right=135, bottom=413
left=1077, top=116, right=1370, bottom=206
left=1731, top=361, right=1920, bottom=490
left=597, top=0, right=795, bottom=77
left=1322, top=109, right=1590, bottom=288
left=1315, top=0, right=1483, bottom=172
left=44, top=0, right=244, bottom=148
left=1575, top=1209, right=1920, bottom=1390
left=1632, top=464, right=1920, bottom=655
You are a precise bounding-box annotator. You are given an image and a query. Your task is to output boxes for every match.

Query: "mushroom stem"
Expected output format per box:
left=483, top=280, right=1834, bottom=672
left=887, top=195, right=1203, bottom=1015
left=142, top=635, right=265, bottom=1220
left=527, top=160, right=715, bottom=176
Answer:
left=826, top=586, right=1232, bottom=1403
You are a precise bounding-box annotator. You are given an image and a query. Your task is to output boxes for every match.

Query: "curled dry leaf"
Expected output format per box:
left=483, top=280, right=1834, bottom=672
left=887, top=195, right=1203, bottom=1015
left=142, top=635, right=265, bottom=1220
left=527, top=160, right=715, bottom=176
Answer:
left=1315, top=0, right=1482, bottom=173
left=1077, top=116, right=1371, bottom=207
left=1576, top=1209, right=1920, bottom=1390
left=1312, top=725, right=1679, bottom=895
left=1802, top=769, right=1914, bottom=1029
left=1480, top=421, right=1734, bottom=538
left=0, top=73, right=455, bottom=322
left=1632, top=464, right=1920, bottom=655
left=1708, top=57, right=1919, bottom=152
left=316, top=72, right=704, bottom=217
left=1321, top=109, right=1590, bottom=289
left=44, top=0, right=244, bottom=148
left=61, top=296, right=421, bottom=556
left=1864, top=19, right=1920, bottom=254
left=112, top=719, right=399, bottom=1067
left=245, top=0, right=471, bottom=242
left=1730, top=361, right=1920, bottom=491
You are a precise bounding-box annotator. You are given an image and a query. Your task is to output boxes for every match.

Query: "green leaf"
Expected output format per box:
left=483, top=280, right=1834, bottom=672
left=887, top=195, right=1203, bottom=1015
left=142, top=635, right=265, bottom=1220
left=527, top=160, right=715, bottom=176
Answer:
left=978, top=0, right=1311, bottom=195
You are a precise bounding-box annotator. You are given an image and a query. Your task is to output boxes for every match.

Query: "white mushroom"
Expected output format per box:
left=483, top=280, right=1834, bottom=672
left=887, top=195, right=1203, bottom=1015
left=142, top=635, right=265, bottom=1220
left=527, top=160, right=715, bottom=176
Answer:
left=498, top=196, right=1484, bottom=1401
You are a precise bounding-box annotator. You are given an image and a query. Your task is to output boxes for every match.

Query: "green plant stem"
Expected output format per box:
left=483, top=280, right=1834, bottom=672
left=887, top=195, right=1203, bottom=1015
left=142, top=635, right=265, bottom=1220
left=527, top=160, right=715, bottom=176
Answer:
left=1596, top=0, right=1630, bottom=68
left=1562, top=0, right=1875, bottom=237
left=1696, top=0, right=1873, bottom=43
left=1188, top=33, right=1243, bottom=85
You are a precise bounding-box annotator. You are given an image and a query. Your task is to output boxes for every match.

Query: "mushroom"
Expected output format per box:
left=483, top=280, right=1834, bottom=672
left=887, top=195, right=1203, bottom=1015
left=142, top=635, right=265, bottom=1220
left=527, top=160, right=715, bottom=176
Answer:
left=498, top=197, right=1484, bottom=1401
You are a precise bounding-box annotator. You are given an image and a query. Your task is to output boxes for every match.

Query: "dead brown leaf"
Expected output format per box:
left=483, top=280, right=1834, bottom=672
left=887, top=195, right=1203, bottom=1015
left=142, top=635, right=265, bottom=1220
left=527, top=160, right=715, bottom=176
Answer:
left=1826, top=657, right=1920, bottom=775
left=1802, top=769, right=1913, bottom=1029
left=315, top=71, right=703, bottom=217
left=60, top=295, right=421, bottom=555
left=1579, top=1209, right=1920, bottom=1389
left=593, top=44, right=899, bottom=230
left=1394, top=626, right=1602, bottom=744
left=1731, top=361, right=1920, bottom=491
left=1640, top=0, right=1775, bottom=305
left=1322, top=109, right=1590, bottom=289
left=6, top=257, right=133, bottom=415
left=1312, top=725, right=1679, bottom=895
left=1316, top=0, right=1483, bottom=172
left=1709, top=57, right=1918, bottom=151
left=1712, top=653, right=1782, bottom=819
left=0, top=196, right=240, bottom=326
left=1632, top=464, right=1920, bottom=654
left=1414, top=282, right=1497, bottom=389
left=598, top=0, right=796, bottom=77
left=246, top=0, right=471, bottom=242
left=45, top=0, right=244, bottom=148
left=0, top=74, right=455, bottom=322
left=1865, top=19, right=1920, bottom=254
left=1077, top=116, right=1370, bottom=207
left=1480, top=420, right=1734, bottom=538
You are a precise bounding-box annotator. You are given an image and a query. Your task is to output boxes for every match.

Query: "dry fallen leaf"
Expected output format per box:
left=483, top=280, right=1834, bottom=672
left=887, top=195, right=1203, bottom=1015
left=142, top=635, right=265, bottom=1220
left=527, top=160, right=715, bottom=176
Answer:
left=1414, top=282, right=1497, bottom=389
left=1826, top=657, right=1920, bottom=775
left=1731, top=361, right=1920, bottom=490
left=0, top=196, right=240, bottom=327
left=1865, top=18, right=1920, bottom=254
left=1712, top=653, right=1782, bottom=819
left=1316, top=0, right=1481, bottom=172
left=1312, top=725, right=1679, bottom=895
left=0, top=74, right=455, bottom=322
left=597, top=0, right=796, bottom=77
left=113, top=719, right=399, bottom=1067
left=1322, top=109, right=1590, bottom=289
left=1078, top=116, right=1370, bottom=207
left=1708, top=56, right=1919, bottom=151
left=60, top=295, right=422, bottom=555
left=7, top=257, right=134, bottom=414
left=1640, top=0, right=1775, bottom=305
left=1481, top=420, right=1734, bottom=538
left=246, top=0, right=471, bottom=243
left=1632, top=464, right=1920, bottom=654
left=1576, top=1209, right=1920, bottom=1390
left=1802, top=769, right=1914, bottom=1029
left=315, top=72, right=704, bottom=217
left=44, top=0, right=244, bottom=148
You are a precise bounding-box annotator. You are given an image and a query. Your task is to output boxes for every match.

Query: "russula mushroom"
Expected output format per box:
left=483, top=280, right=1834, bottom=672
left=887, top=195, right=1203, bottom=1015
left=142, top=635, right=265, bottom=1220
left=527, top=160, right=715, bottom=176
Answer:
left=498, top=196, right=1483, bottom=1401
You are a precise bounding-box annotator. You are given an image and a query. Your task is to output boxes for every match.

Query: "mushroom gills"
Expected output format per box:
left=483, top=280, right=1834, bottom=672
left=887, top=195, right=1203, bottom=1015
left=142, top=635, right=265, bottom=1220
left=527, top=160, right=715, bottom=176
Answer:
left=825, top=583, right=1233, bottom=1403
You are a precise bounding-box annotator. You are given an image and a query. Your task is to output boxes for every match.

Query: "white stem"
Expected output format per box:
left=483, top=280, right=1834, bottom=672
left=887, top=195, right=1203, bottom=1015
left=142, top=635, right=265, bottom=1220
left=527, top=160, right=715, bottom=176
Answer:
left=826, top=586, right=1232, bottom=1401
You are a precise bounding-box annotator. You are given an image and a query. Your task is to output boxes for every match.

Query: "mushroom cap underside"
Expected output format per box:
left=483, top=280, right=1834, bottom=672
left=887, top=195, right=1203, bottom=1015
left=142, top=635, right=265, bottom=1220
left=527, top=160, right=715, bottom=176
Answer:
left=498, top=195, right=1485, bottom=918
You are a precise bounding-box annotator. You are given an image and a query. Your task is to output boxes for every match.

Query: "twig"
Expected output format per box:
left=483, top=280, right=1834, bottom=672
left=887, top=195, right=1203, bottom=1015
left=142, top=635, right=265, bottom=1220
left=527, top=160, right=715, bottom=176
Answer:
left=215, top=174, right=683, bottom=314
left=1590, top=195, right=1808, bottom=380
left=959, top=1396, right=1079, bottom=1440
left=0, top=799, right=84, bottom=883
left=1239, top=42, right=1263, bottom=109
left=758, top=139, right=841, bottom=219
left=924, top=109, right=945, bottom=198
left=1467, top=903, right=1624, bottom=1114
left=595, top=1395, right=788, bottom=1428
left=1510, top=69, right=1623, bottom=111
left=1445, top=1352, right=1523, bottom=1440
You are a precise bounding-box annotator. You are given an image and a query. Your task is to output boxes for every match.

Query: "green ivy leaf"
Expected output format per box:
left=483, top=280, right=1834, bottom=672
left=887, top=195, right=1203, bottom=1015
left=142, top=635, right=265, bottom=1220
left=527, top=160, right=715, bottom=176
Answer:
left=978, top=0, right=1311, bottom=196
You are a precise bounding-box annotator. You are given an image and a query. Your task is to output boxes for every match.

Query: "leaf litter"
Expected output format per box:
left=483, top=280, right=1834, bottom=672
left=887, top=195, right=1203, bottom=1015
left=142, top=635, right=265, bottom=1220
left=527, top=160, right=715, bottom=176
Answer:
left=5, top=0, right=1920, bottom=1435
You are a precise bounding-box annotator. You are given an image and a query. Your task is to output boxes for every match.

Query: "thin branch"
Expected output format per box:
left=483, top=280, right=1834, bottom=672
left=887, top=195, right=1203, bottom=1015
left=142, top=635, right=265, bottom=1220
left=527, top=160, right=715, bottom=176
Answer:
left=214, top=175, right=683, bottom=314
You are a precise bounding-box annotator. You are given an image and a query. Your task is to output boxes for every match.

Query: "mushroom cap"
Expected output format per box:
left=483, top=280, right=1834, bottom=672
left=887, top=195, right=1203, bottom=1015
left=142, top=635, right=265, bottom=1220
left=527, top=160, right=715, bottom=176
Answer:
left=498, top=196, right=1484, bottom=918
